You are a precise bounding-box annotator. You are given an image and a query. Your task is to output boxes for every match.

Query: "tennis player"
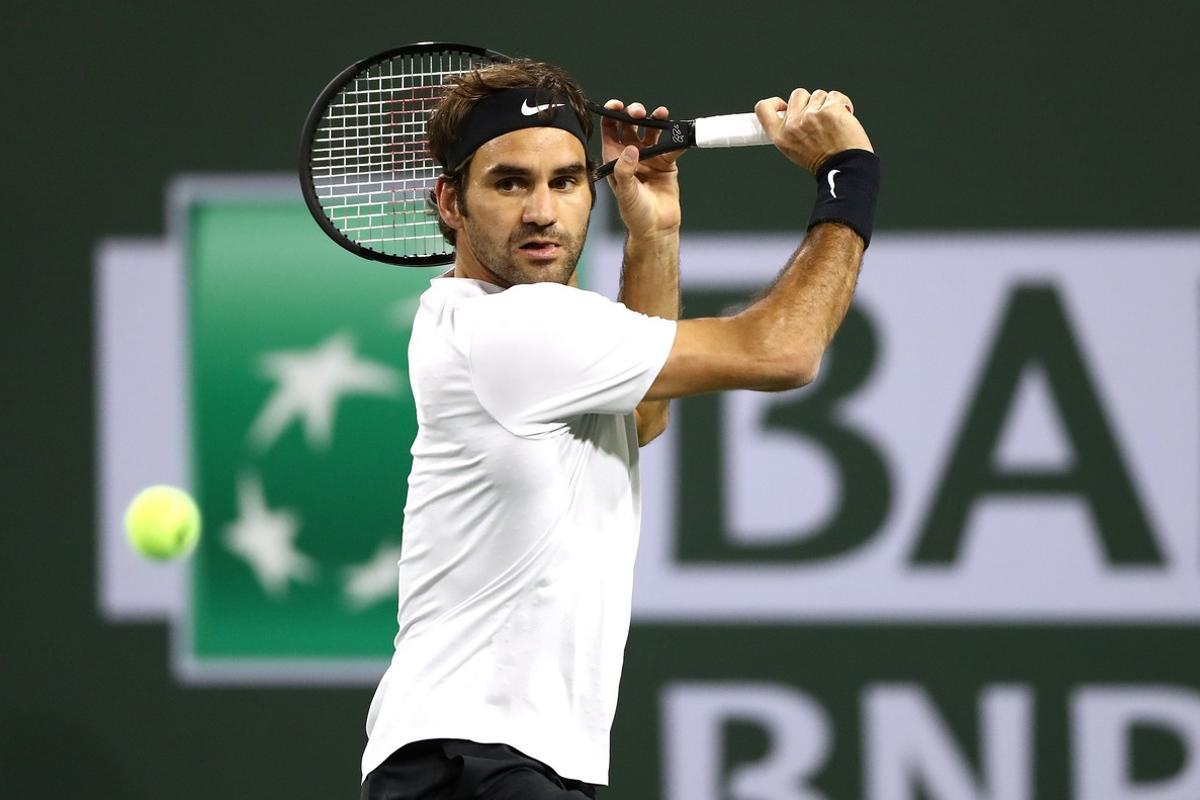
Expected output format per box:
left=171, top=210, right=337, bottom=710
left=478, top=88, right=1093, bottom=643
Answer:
left=359, top=59, right=878, bottom=799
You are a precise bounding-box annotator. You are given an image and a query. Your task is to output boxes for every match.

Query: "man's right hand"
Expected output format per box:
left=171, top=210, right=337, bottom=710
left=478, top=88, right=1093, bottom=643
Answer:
left=755, top=88, right=874, bottom=174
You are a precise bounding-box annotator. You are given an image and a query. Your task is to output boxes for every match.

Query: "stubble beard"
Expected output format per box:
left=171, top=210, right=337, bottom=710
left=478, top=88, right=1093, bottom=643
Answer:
left=462, top=218, right=589, bottom=287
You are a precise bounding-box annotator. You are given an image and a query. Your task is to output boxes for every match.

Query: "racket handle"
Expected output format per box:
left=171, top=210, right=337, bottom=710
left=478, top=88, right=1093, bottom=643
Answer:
left=693, top=112, right=777, bottom=149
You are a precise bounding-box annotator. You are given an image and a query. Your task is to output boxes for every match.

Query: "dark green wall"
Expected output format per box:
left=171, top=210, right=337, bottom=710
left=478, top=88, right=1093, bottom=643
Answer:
left=4, top=2, right=1196, bottom=797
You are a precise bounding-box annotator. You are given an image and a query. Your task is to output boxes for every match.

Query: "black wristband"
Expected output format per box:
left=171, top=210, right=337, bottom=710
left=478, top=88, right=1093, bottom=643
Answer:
left=807, top=149, right=881, bottom=248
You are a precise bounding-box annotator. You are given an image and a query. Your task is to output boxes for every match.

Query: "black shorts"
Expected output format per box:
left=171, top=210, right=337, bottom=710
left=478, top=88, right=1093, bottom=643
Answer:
left=360, top=739, right=599, bottom=800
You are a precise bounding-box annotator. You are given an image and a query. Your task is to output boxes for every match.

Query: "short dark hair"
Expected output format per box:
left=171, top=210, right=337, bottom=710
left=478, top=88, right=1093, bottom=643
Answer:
left=427, top=59, right=596, bottom=246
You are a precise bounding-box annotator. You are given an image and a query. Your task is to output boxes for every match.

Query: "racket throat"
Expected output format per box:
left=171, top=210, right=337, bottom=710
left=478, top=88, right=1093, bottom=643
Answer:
left=592, top=122, right=694, bottom=181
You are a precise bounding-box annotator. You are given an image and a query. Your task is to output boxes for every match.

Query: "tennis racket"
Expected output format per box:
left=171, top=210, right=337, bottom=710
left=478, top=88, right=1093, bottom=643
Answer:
left=299, top=42, right=775, bottom=267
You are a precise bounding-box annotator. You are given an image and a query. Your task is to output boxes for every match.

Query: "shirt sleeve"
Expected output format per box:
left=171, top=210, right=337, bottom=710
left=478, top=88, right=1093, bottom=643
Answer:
left=467, top=283, right=677, bottom=431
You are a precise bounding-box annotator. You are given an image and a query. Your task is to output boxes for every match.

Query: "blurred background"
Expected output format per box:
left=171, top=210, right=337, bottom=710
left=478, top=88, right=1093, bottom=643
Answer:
left=5, top=2, right=1199, bottom=798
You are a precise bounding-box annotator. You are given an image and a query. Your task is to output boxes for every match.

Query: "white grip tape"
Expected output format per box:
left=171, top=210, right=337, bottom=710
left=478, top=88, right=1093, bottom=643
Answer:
left=693, top=112, right=775, bottom=149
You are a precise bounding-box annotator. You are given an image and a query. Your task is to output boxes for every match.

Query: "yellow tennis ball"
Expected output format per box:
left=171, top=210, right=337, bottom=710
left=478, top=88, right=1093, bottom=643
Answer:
left=124, top=485, right=201, bottom=560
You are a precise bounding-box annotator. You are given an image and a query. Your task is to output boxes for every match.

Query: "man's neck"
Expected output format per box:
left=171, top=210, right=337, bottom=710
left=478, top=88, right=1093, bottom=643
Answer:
left=452, top=244, right=509, bottom=287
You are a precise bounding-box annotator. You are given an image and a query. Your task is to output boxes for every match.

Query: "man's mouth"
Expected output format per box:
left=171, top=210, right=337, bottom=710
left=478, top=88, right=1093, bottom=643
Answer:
left=517, top=240, right=562, bottom=258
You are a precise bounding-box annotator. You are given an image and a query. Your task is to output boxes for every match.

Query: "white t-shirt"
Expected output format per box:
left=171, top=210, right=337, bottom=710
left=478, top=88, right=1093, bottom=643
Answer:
left=360, top=277, right=677, bottom=785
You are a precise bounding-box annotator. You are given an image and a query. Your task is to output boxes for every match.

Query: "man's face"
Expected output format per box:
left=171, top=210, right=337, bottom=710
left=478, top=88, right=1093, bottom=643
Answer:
left=452, top=127, right=592, bottom=287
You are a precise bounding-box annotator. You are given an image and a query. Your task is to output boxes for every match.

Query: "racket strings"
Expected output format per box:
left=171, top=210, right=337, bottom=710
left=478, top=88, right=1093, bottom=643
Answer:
left=310, top=50, right=495, bottom=258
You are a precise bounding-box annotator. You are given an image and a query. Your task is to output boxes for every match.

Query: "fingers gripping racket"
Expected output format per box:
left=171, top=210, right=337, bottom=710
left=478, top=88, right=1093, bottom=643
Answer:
left=299, top=42, right=774, bottom=267
left=588, top=104, right=772, bottom=179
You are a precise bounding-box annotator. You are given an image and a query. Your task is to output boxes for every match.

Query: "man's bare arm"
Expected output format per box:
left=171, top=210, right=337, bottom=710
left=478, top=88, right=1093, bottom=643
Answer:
left=620, top=231, right=679, bottom=445
left=645, top=222, right=861, bottom=399
left=643, top=87, right=877, bottom=400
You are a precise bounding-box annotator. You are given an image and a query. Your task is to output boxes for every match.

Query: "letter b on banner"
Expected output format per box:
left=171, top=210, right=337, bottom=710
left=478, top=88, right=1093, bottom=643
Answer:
left=676, top=289, right=890, bottom=563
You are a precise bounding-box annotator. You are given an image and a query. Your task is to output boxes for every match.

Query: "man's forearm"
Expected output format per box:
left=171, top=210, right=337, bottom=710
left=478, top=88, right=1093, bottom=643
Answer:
left=618, top=231, right=680, bottom=319
left=619, top=231, right=680, bottom=444
left=740, top=222, right=864, bottom=383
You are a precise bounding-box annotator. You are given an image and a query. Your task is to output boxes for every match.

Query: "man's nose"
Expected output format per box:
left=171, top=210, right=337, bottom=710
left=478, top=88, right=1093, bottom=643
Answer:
left=522, top=184, right=556, bottom=227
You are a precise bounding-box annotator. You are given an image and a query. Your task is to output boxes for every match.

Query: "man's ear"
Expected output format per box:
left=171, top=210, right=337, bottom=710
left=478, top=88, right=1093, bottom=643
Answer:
left=435, top=176, right=464, bottom=232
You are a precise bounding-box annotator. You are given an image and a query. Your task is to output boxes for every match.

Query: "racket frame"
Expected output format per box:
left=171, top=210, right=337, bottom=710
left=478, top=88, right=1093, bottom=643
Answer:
left=299, top=42, right=769, bottom=266
left=298, top=42, right=509, bottom=267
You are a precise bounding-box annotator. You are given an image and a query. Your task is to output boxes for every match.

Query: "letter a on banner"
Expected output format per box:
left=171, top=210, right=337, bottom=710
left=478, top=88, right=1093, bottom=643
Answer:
left=912, top=284, right=1161, bottom=566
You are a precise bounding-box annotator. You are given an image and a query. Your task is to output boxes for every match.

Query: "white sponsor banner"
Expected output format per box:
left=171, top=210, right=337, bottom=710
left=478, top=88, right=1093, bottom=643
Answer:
left=97, top=181, right=1199, bottom=624
left=588, top=233, right=1200, bottom=621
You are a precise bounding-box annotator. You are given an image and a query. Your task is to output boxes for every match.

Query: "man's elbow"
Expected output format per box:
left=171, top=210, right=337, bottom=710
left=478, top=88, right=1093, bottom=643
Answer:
left=793, top=349, right=823, bottom=387
left=737, top=316, right=823, bottom=391
left=766, top=347, right=822, bottom=391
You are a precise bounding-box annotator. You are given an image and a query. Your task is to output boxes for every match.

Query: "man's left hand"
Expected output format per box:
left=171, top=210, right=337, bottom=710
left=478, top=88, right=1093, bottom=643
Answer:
left=602, top=99, right=682, bottom=239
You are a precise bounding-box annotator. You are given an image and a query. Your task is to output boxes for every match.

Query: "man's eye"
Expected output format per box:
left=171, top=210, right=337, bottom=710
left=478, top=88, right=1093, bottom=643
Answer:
left=552, top=177, right=579, bottom=189
left=496, top=178, right=521, bottom=191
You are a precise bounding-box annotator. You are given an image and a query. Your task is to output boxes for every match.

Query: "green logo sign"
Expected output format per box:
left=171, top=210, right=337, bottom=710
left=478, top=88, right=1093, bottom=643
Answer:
left=96, top=177, right=596, bottom=681
left=183, top=193, right=434, bottom=671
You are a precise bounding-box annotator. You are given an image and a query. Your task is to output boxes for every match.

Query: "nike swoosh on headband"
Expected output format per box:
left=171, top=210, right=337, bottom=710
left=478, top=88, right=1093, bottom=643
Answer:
left=521, top=99, right=566, bottom=116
